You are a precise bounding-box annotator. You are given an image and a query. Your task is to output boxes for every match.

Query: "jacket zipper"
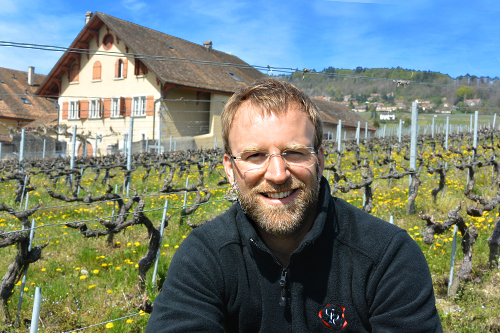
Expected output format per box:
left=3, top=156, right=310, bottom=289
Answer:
left=250, top=238, right=289, bottom=307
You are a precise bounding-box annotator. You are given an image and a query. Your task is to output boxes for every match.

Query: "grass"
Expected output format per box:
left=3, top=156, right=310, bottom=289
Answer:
left=0, top=139, right=500, bottom=331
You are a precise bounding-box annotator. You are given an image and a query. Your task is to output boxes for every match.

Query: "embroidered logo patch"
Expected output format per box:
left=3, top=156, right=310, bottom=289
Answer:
left=318, top=303, right=347, bottom=330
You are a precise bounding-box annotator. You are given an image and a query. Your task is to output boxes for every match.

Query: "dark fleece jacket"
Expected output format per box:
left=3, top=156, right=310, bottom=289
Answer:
left=146, top=177, right=442, bottom=332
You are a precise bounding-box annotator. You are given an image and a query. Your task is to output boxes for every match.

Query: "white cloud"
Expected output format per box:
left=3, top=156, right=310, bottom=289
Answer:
left=122, top=0, right=147, bottom=12
left=0, top=0, right=19, bottom=14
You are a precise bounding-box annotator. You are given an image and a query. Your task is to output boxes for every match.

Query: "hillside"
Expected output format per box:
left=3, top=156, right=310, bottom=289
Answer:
left=282, top=67, right=500, bottom=114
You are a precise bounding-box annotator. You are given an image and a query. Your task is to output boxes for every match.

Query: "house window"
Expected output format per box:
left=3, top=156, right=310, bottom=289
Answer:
left=70, top=63, right=79, bottom=83
left=102, top=34, right=114, bottom=51
left=92, top=61, right=102, bottom=80
left=111, top=97, right=123, bottom=117
left=134, top=59, right=148, bottom=76
left=117, top=60, right=124, bottom=78
left=89, top=99, right=101, bottom=118
left=132, top=96, right=146, bottom=116
left=69, top=101, right=79, bottom=119
left=115, top=58, right=127, bottom=79
left=19, top=97, right=31, bottom=105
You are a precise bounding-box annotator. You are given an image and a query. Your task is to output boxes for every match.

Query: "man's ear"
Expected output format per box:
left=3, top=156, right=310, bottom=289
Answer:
left=223, top=153, right=235, bottom=185
left=317, top=146, right=325, bottom=175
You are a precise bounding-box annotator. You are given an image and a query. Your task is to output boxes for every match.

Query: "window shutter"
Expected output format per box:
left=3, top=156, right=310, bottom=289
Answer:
left=80, top=100, right=89, bottom=119
left=115, top=59, right=119, bottom=78
left=93, top=61, right=102, bottom=80
left=120, top=97, right=125, bottom=116
left=77, top=100, right=81, bottom=118
left=103, top=98, right=111, bottom=118
left=134, top=59, right=140, bottom=76
left=146, top=95, right=154, bottom=116
left=124, top=97, right=132, bottom=117
left=62, top=102, right=68, bottom=120
left=123, top=58, right=128, bottom=78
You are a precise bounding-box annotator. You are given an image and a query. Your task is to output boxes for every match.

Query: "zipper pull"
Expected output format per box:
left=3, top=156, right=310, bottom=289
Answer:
left=279, top=268, right=287, bottom=307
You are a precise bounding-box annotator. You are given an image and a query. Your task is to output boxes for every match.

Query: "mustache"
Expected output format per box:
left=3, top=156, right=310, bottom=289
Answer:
left=251, top=177, right=307, bottom=194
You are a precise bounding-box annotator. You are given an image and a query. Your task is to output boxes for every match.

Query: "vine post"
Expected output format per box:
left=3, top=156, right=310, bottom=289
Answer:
left=408, top=101, right=418, bottom=215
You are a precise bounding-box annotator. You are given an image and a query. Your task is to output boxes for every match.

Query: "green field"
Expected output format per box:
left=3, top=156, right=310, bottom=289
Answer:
left=1, top=135, right=500, bottom=332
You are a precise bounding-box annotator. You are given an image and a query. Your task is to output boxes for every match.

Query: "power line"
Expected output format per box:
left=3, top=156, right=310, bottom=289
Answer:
left=3, top=40, right=500, bottom=91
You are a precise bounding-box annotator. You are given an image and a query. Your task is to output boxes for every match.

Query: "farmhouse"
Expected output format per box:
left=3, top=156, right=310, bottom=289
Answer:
left=380, top=113, right=395, bottom=121
left=36, top=11, right=264, bottom=155
left=0, top=67, right=58, bottom=136
left=0, top=67, right=59, bottom=158
left=314, top=99, right=376, bottom=139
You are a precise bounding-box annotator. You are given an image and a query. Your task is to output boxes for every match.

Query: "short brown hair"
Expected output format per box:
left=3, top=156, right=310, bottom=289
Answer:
left=221, top=78, right=323, bottom=154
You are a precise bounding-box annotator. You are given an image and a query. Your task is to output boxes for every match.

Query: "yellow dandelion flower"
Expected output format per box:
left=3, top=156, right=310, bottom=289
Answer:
left=80, top=275, right=87, bottom=280
left=105, top=322, right=114, bottom=328
left=126, top=319, right=133, bottom=324
left=88, top=285, right=96, bottom=289
left=116, top=267, right=121, bottom=270
left=41, top=268, right=46, bottom=272
left=56, top=268, right=61, bottom=272
left=75, top=267, right=80, bottom=271
left=107, top=290, right=113, bottom=294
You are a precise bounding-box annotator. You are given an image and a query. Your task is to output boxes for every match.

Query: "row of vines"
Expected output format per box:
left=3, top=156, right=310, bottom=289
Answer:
left=0, top=127, right=499, bottom=331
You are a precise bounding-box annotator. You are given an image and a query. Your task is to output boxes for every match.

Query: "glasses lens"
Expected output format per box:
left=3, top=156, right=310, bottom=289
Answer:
left=234, top=148, right=317, bottom=174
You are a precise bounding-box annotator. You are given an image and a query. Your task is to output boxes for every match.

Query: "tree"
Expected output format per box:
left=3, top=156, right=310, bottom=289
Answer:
left=456, top=85, right=474, bottom=101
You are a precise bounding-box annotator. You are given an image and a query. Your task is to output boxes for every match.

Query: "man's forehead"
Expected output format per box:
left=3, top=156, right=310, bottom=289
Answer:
left=233, top=100, right=305, bottom=124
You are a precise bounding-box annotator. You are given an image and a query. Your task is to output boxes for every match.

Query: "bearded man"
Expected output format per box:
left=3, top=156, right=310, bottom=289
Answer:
left=146, top=78, right=442, bottom=332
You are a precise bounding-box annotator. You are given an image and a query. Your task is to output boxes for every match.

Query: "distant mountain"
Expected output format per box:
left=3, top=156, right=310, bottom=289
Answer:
left=280, top=67, right=500, bottom=113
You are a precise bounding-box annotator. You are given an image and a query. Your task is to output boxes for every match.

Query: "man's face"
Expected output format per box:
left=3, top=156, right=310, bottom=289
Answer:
left=223, top=101, right=325, bottom=236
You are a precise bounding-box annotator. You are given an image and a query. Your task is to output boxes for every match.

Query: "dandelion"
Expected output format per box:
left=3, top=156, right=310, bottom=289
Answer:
left=107, top=290, right=113, bottom=294
left=80, top=275, right=87, bottom=280
left=174, top=245, right=179, bottom=249
left=102, top=263, right=108, bottom=267
left=75, top=267, right=80, bottom=271
left=116, top=267, right=121, bottom=270
left=126, top=319, right=133, bottom=324
left=88, top=285, right=96, bottom=289
left=105, top=322, right=114, bottom=328
left=134, top=242, right=140, bottom=246
left=56, top=268, right=62, bottom=272
left=93, top=269, right=99, bottom=274
left=164, top=244, right=170, bottom=248
left=41, top=268, right=46, bottom=272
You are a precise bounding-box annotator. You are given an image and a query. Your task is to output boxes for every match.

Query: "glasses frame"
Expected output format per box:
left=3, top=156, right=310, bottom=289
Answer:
left=230, top=146, right=318, bottom=174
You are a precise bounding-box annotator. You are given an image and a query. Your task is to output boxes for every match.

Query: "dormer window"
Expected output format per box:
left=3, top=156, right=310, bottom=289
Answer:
left=19, top=97, right=31, bottom=105
left=227, top=71, right=242, bottom=82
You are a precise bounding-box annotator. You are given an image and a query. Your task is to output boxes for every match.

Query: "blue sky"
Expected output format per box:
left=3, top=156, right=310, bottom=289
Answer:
left=1, top=0, right=499, bottom=79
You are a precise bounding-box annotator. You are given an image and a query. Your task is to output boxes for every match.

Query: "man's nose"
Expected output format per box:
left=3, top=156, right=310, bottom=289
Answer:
left=264, top=154, right=289, bottom=184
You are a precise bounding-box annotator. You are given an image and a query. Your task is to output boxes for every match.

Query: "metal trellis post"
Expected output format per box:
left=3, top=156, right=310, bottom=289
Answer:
left=408, top=101, right=418, bottom=215
left=15, top=217, right=36, bottom=327
left=448, top=224, right=458, bottom=296
left=29, top=287, right=42, bottom=333
left=152, top=199, right=169, bottom=286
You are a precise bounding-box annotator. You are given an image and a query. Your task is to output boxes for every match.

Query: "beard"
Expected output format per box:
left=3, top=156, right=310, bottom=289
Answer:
left=234, top=166, right=322, bottom=235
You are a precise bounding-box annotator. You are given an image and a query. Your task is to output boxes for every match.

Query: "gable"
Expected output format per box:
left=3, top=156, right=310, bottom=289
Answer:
left=36, top=12, right=264, bottom=98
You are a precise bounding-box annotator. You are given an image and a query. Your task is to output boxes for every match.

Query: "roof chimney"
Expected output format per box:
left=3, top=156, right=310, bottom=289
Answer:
left=203, top=41, right=212, bottom=51
left=85, top=12, right=93, bottom=25
left=27, top=66, right=35, bottom=86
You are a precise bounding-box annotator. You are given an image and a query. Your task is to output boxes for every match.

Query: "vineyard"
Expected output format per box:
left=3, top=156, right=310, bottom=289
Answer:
left=1, top=120, right=500, bottom=332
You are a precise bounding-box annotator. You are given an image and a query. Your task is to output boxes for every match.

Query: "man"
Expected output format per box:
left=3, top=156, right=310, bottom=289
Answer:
left=146, top=78, right=442, bottom=332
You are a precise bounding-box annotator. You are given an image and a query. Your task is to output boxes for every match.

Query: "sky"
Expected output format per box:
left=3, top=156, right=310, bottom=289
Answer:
left=0, top=0, right=499, bottom=79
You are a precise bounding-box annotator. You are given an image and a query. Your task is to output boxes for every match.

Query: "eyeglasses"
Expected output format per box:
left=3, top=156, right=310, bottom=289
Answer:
left=230, top=147, right=317, bottom=174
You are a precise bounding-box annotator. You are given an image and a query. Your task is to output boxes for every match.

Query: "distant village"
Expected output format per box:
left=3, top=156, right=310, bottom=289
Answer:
left=313, top=93, right=482, bottom=118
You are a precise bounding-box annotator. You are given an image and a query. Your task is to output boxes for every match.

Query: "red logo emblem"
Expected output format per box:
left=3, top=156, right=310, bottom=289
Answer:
left=318, top=303, right=348, bottom=330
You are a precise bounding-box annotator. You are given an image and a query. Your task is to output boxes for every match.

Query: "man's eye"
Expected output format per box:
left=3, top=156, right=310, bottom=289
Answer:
left=244, top=153, right=265, bottom=161
left=284, top=150, right=305, bottom=156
